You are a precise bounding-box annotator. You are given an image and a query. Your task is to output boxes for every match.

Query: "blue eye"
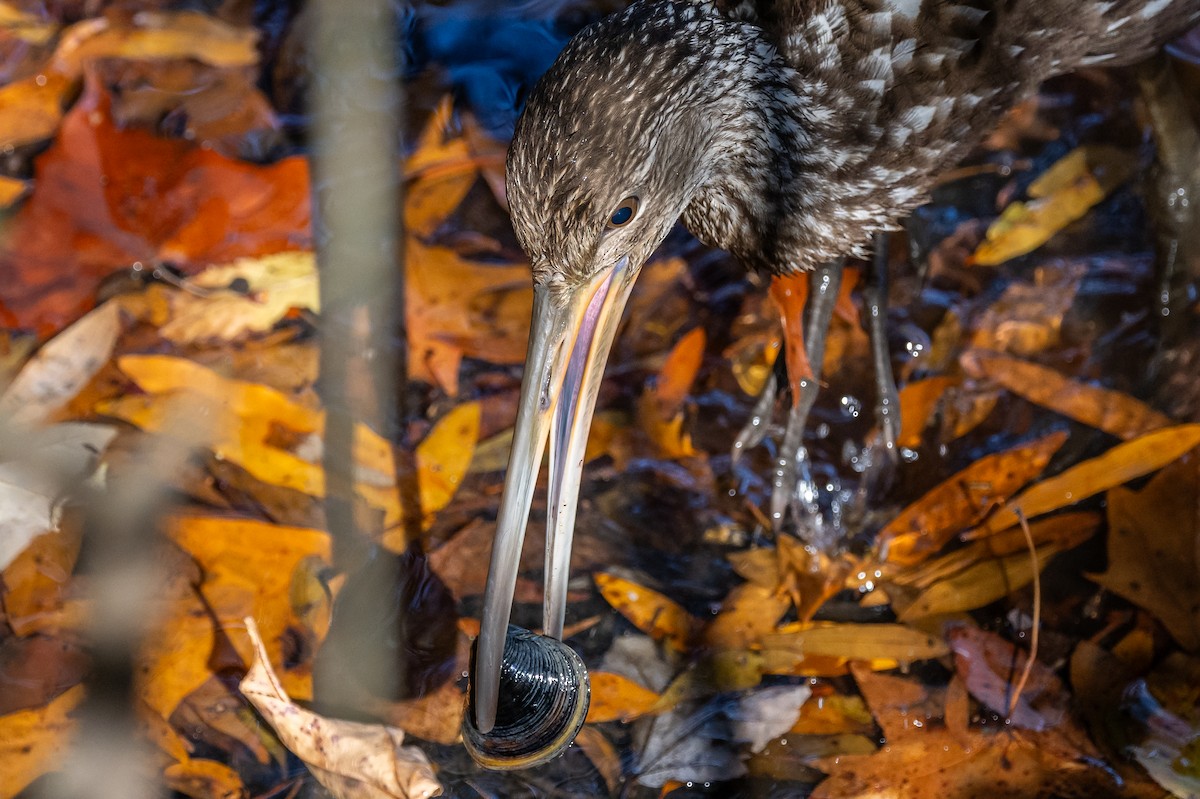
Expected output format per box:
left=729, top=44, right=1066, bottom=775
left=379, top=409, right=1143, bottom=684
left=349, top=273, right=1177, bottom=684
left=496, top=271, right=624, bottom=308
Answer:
left=607, top=197, right=639, bottom=228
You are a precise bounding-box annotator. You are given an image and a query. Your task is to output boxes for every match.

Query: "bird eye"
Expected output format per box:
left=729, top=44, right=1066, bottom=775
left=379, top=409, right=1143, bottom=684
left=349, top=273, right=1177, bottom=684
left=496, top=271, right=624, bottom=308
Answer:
left=607, top=197, right=639, bottom=229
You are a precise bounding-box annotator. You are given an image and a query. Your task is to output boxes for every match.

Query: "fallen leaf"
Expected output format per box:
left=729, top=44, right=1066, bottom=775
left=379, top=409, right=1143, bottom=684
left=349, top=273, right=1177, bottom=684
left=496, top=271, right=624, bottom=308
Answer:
left=981, top=424, right=1200, bottom=534
left=947, top=625, right=1069, bottom=731
left=586, top=671, right=661, bottom=723
left=761, top=623, right=949, bottom=665
left=896, top=376, right=958, bottom=449
left=405, top=240, right=531, bottom=395
left=52, top=12, right=258, bottom=76
left=879, top=431, right=1068, bottom=566
left=166, top=516, right=331, bottom=701
left=163, top=758, right=248, bottom=799
left=575, top=726, right=622, bottom=795
left=594, top=572, right=699, bottom=652
left=971, top=146, right=1136, bottom=266
left=851, top=665, right=942, bottom=742
left=0, top=75, right=310, bottom=336
left=238, top=617, right=441, bottom=799
left=1088, top=454, right=1200, bottom=649
left=0, top=684, right=83, bottom=799
left=653, top=327, right=705, bottom=418
left=99, top=356, right=477, bottom=534
left=0, top=175, right=28, bottom=208
left=703, top=583, right=791, bottom=650
left=1, top=529, right=81, bottom=637
left=968, top=262, right=1086, bottom=356
left=961, top=350, right=1171, bottom=439
left=0, top=301, right=121, bottom=426
left=728, top=684, right=812, bottom=753
left=0, top=422, right=116, bottom=571
left=159, top=251, right=318, bottom=344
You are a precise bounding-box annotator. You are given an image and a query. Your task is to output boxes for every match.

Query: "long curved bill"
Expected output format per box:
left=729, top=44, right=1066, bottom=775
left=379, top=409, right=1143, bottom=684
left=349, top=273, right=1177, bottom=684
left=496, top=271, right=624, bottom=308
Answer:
left=473, top=256, right=635, bottom=733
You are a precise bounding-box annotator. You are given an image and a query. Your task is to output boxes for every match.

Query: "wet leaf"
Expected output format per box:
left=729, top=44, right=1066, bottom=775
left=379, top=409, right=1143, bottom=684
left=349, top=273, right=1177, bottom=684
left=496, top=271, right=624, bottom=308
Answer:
left=52, top=12, right=258, bottom=75
left=879, top=431, right=1068, bottom=566
left=654, top=327, right=705, bottom=418
left=99, top=356, right=477, bottom=533
left=405, top=240, right=531, bottom=395
left=594, top=572, right=699, bottom=652
left=1088, top=454, right=1200, bottom=649
left=897, top=376, right=958, bottom=449
left=947, top=625, right=1069, bottom=731
left=238, top=618, right=442, bottom=799
left=163, top=758, right=247, bottom=799
left=769, top=273, right=814, bottom=383
left=730, top=684, right=812, bottom=753
left=851, top=665, right=942, bottom=742
left=981, top=424, right=1200, bottom=535
left=586, top=671, right=661, bottom=723
left=703, top=582, right=791, bottom=650
left=575, top=726, right=622, bottom=794
left=1, top=529, right=81, bottom=637
left=0, top=301, right=121, bottom=426
left=968, top=262, right=1086, bottom=356
left=972, top=146, right=1136, bottom=266
left=762, top=623, right=949, bottom=665
left=0, top=684, right=83, bottom=799
left=962, top=350, right=1171, bottom=439
left=165, top=516, right=331, bottom=701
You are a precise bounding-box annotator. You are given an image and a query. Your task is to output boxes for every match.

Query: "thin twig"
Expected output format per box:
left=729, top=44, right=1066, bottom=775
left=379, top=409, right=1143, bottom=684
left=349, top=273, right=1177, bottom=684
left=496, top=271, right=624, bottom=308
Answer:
left=1006, top=508, right=1041, bottom=719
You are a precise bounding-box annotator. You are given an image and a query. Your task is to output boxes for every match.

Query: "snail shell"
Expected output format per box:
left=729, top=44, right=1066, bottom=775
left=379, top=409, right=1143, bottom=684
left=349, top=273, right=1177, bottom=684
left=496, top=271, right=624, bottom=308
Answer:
left=463, top=625, right=590, bottom=770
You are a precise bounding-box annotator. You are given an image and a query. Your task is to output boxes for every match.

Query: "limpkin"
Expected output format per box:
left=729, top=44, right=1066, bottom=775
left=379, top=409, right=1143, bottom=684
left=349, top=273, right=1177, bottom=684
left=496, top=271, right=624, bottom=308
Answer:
left=462, top=0, right=1200, bottom=768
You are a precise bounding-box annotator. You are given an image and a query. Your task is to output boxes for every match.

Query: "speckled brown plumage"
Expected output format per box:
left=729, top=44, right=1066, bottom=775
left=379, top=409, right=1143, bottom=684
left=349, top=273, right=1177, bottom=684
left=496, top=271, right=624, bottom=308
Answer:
left=506, top=0, right=1200, bottom=286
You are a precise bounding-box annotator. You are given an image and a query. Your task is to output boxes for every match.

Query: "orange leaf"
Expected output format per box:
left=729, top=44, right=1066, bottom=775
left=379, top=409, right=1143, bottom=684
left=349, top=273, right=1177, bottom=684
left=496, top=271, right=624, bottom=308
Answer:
left=654, top=327, right=706, bottom=418
left=897, top=376, right=958, bottom=449
left=0, top=75, right=309, bottom=336
left=880, top=431, right=1068, bottom=565
left=0, top=685, right=84, bottom=799
left=981, top=424, right=1200, bottom=535
left=585, top=672, right=660, bottom=723
left=594, top=572, right=699, bottom=652
left=961, top=350, right=1171, bottom=440
left=769, top=273, right=812, bottom=384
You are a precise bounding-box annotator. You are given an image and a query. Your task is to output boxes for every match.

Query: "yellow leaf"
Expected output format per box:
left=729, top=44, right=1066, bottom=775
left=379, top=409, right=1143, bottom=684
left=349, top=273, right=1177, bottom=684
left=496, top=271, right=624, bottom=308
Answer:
left=654, top=327, right=706, bottom=417
left=166, top=516, right=332, bottom=701
left=0, top=72, right=74, bottom=150
left=0, top=685, right=84, bottom=799
left=982, top=424, right=1200, bottom=534
left=161, top=251, right=319, bottom=344
left=100, top=356, right=477, bottom=532
left=897, top=376, right=958, bottom=449
left=594, top=572, right=699, bottom=652
left=972, top=146, right=1136, bottom=266
left=53, top=12, right=259, bottom=75
left=762, top=622, right=949, bottom=663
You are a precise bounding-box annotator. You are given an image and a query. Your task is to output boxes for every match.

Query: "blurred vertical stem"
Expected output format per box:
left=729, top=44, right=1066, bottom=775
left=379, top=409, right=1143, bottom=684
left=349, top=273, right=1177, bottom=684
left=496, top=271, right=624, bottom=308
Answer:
left=310, top=0, right=409, bottom=707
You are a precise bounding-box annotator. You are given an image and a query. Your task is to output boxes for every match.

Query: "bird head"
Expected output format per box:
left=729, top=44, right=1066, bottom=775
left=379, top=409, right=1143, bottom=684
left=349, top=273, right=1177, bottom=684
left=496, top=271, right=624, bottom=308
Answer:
left=472, top=0, right=773, bottom=734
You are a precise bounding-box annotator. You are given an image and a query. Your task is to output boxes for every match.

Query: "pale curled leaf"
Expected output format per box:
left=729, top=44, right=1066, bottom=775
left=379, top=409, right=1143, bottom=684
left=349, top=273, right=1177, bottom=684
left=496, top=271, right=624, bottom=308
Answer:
left=0, top=302, right=121, bottom=426
left=238, top=617, right=441, bottom=799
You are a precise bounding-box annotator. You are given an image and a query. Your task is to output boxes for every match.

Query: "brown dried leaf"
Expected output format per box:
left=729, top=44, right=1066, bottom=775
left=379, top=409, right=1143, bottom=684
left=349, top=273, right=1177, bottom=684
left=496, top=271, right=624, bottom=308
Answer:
left=969, top=262, right=1085, bottom=356
left=1088, top=453, right=1200, bottom=650
left=897, top=376, right=958, bottom=449
left=703, top=583, right=791, bottom=650
left=239, top=618, right=441, bottom=799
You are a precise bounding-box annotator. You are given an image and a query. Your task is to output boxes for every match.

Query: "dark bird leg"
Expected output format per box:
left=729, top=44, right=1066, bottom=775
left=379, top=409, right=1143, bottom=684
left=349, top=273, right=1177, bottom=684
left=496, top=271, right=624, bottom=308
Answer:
left=769, top=258, right=844, bottom=533
left=858, top=232, right=900, bottom=500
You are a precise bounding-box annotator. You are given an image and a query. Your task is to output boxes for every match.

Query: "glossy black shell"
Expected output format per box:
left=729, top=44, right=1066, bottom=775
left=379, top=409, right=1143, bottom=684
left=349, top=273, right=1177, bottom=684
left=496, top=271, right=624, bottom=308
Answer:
left=463, top=625, right=590, bottom=769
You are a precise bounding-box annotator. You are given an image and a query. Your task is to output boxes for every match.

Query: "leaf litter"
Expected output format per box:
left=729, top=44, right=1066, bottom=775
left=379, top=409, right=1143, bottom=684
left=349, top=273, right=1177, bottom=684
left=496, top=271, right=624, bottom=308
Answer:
left=0, top=5, right=1197, bottom=799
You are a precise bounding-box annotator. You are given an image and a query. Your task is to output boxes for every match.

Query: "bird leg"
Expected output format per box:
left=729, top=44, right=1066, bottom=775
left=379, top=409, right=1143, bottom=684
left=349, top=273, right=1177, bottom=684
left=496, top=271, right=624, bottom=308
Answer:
left=769, top=259, right=844, bottom=531
left=857, top=232, right=900, bottom=500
